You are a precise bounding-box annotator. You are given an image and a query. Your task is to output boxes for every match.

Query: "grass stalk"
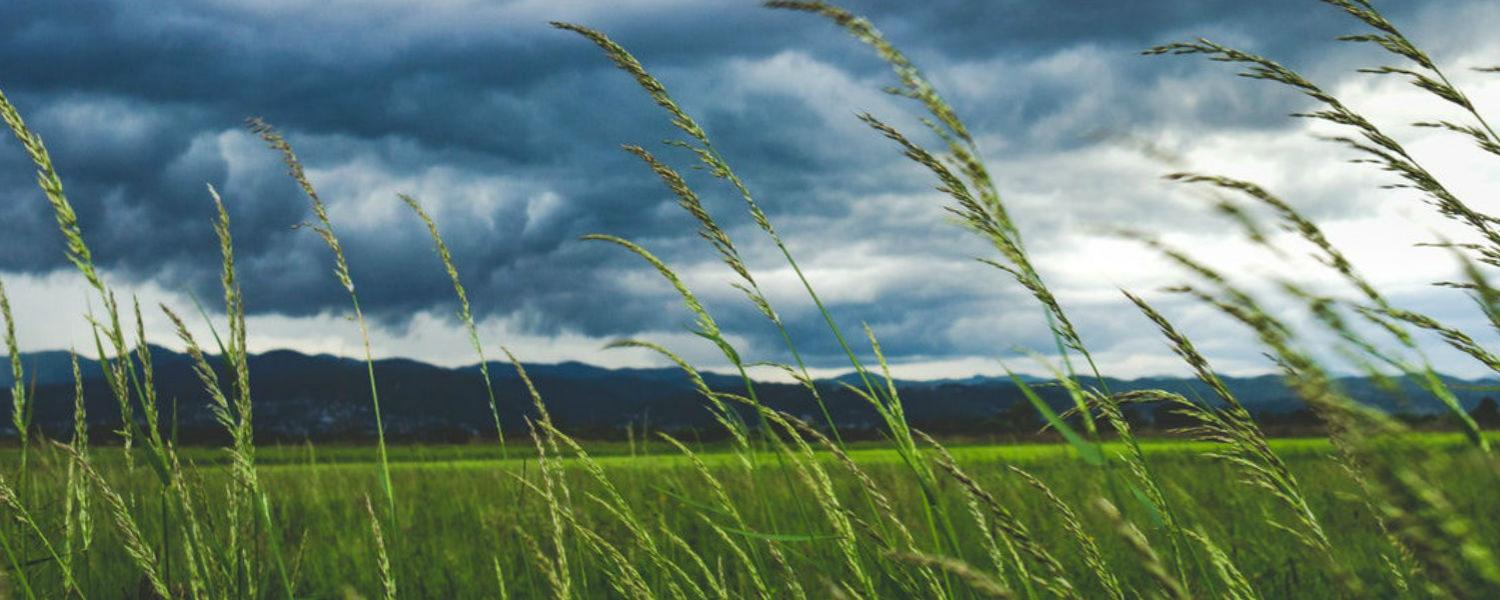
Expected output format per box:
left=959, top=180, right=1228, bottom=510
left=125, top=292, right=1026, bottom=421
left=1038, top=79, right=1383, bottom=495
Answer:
left=401, top=194, right=509, bottom=457
left=248, top=118, right=399, bottom=545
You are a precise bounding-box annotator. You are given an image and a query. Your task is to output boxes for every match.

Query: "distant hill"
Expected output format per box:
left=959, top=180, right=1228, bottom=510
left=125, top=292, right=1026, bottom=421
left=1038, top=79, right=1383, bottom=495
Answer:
left=1, top=347, right=1494, bottom=441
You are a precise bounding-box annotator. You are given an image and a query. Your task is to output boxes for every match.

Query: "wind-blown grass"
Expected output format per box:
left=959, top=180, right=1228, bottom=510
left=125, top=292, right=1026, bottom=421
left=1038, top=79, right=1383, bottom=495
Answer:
left=0, top=0, right=1498, bottom=598
left=401, top=194, right=510, bottom=459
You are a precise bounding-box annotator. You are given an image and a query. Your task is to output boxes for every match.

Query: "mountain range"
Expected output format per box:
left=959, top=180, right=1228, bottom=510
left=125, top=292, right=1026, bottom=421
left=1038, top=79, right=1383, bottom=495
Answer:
left=1, top=346, right=1494, bottom=441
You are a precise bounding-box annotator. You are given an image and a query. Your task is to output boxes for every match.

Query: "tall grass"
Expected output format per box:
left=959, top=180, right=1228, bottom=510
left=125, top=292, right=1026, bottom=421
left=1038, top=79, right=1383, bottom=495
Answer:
left=0, top=0, right=1498, bottom=598
left=401, top=194, right=510, bottom=459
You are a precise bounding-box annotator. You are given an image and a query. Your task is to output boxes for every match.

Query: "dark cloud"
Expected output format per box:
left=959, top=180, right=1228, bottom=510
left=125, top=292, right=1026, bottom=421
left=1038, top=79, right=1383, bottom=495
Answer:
left=0, top=0, right=1485, bottom=370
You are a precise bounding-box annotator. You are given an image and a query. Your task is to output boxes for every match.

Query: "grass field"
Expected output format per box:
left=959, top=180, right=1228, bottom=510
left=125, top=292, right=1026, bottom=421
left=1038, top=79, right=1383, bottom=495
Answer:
left=2, top=434, right=1494, bottom=598
left=4, top=0, right=1500, bottom=598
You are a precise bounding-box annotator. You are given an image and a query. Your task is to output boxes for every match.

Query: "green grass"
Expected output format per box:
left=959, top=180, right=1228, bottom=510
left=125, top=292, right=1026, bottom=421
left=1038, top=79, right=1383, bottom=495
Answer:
left=0, top=434, right=1493, bottom=598
left=1, top=433, right=1467, bottom=468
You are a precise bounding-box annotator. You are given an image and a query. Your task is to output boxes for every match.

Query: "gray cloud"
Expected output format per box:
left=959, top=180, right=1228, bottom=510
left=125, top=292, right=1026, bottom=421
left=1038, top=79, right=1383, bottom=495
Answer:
left=0, top=0, right=1494, bottom=374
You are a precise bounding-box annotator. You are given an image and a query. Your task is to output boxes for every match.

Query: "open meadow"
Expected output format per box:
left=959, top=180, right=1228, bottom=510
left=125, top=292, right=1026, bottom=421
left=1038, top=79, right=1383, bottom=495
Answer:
left=3, top=434, right=1497, bottom=598
left=3, top=0, right=1500, bottom=598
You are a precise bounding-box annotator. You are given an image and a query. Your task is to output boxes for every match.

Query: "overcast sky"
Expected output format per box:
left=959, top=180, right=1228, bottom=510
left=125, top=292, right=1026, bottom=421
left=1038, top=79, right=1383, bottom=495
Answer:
left=2, top=0, right=1498, bottom=380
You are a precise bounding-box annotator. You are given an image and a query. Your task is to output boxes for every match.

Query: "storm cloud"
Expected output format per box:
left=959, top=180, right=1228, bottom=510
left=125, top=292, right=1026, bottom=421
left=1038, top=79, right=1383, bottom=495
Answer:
left=1, top=0, right=1498, bottom=377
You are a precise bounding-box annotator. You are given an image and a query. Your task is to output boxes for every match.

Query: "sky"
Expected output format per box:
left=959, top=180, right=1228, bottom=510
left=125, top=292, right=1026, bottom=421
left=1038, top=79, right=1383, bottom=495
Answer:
left=1, top=0, right=1499, bottom=380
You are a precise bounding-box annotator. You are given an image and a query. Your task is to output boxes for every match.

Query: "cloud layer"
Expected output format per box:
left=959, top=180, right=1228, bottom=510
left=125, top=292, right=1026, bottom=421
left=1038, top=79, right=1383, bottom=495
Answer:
left=2, top=0, right=1498, bottom=378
